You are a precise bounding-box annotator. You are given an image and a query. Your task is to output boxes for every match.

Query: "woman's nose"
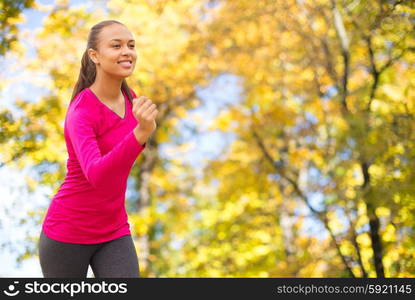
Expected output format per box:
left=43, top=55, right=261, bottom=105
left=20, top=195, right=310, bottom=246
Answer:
left=121, top=45, right=134, bottom=55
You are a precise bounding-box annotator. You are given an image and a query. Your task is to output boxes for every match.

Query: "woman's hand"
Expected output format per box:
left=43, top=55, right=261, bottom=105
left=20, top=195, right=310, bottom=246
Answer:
left=132, top=96, right=158, bottom=145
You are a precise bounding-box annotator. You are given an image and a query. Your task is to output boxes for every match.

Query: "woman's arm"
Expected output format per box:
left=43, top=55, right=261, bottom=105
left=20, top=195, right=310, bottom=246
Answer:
left=66, top=105, right=145, bottom=191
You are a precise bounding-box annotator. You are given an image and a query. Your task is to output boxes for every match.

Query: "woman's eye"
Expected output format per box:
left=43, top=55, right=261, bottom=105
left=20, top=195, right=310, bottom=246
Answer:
left=112, top=45, right=134, bottom=49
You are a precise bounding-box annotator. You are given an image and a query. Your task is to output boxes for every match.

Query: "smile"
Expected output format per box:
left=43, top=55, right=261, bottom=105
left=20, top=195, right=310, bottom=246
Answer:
left=118, top=61, right=132, bottom=68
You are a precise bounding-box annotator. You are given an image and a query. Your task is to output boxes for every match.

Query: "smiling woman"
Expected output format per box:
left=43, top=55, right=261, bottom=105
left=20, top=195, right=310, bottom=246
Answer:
left=75, top=20, right=138, bottom=105
left=38, top=20, right=158, bottom=278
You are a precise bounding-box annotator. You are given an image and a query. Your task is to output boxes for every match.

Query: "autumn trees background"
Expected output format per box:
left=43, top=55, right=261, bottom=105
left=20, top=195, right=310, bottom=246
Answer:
left=1, top=0, right=414, bottom=277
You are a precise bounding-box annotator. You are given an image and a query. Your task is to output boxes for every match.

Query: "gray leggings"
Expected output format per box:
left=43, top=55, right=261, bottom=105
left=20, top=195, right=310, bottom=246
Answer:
left=38, top=230, right=140, bottom=278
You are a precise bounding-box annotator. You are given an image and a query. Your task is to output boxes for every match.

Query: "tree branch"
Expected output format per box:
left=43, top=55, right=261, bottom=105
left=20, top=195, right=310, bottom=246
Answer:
left=331, top=0, right=350, bottom=113
left=250, top=111, right=356, bottom=277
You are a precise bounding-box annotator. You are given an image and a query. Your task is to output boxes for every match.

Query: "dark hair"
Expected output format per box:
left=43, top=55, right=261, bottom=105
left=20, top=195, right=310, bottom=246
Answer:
left=70, top=20, right=134, bottom=104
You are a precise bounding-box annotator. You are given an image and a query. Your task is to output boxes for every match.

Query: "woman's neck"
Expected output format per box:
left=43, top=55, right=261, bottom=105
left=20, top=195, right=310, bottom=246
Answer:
left=89, top=72, right=123, bottom=102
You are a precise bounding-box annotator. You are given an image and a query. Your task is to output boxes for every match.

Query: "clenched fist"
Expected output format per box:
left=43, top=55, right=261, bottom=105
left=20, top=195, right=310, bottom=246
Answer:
left=132, top=96, right=158, bottom=145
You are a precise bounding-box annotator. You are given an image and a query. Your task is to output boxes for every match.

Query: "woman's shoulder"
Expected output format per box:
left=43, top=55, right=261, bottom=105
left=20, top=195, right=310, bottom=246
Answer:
left=66, top=88, right=101, bottom=123
left=70, top=87, right=101, bottom=111
left=128, top=87, right=137, bottom=99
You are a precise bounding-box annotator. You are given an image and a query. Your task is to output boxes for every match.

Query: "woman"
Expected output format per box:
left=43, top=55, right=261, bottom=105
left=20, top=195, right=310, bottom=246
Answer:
left=38, top=20, right=158, bottom=278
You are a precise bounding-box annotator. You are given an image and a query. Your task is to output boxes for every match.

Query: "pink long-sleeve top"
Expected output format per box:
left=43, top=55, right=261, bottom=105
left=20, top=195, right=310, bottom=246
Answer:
left=42, top=87, right=146, bottom=244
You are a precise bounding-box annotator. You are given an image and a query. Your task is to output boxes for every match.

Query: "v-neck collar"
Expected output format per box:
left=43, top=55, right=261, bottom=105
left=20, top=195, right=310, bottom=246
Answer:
left=87, top=87, right=127, bottom=120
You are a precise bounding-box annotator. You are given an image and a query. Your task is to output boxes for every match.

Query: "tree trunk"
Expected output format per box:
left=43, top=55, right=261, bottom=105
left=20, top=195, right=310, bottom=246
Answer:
left=360, top=161, right=385, bottom=278
left=135, top=140, right=159, bottom=277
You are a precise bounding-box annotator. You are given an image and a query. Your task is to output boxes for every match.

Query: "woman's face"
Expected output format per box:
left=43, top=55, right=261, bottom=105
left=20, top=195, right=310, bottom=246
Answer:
left=89, top=24, right=137, bottom=79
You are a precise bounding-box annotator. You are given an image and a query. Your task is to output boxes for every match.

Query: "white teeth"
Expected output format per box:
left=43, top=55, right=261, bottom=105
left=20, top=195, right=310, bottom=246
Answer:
left=118, top=61, right=132, bottom=66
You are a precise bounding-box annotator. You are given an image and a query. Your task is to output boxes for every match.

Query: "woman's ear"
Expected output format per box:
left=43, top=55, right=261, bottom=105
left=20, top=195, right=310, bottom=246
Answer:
left=88, top=48, right=99, bottom=65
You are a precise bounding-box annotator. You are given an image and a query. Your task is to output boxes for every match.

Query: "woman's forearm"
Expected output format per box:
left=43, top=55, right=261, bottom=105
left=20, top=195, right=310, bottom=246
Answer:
left=133, top=126, right=151, bottom=146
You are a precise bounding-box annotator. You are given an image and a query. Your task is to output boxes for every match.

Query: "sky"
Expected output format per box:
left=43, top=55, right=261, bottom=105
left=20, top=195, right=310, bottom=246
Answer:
left=0, top=0, right=242, bottom=277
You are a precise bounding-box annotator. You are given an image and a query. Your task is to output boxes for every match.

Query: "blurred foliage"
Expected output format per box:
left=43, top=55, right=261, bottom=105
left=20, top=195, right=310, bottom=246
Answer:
left=1, top=0, right=415, bottom=277
left=0, top=0, right=36, bottom=55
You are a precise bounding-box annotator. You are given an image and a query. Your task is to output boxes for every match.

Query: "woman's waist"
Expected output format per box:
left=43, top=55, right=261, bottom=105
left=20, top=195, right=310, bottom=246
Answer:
left=51, top=186, right=126, bottom=214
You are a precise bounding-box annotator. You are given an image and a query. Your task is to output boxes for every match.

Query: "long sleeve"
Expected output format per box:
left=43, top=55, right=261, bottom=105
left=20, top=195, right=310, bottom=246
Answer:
left=66, top=104, right=145, bottom=191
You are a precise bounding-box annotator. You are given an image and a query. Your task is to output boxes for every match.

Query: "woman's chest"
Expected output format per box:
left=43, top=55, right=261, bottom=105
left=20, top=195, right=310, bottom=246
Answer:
left=95, top=105, right=138, bottom=154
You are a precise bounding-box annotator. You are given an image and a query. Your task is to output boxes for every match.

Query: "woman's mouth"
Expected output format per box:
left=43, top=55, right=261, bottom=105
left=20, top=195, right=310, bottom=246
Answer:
left=118, top=60, right=132, bottom=68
